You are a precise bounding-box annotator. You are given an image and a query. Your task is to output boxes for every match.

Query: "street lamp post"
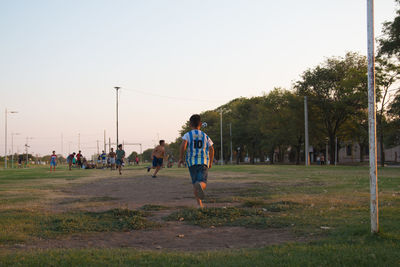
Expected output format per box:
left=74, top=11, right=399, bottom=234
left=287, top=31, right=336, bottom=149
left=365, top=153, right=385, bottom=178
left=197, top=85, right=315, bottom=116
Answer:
left=11, top=132, right=20, bottom=168
left=4, top=109, right=18, bottom=168
left=114, top=87, right=121, bottom=146
left=220, top=109, right=223, bottom=165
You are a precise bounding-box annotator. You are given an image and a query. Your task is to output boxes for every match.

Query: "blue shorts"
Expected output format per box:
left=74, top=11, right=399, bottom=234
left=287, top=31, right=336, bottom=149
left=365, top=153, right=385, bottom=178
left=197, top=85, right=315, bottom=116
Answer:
left=116, top=159, right=123, bottom=166
left=189, top=164, right=208, bottom=184
left=50, top=160, right=56, bottom=166
left=152, top=156, right=163, bottom=167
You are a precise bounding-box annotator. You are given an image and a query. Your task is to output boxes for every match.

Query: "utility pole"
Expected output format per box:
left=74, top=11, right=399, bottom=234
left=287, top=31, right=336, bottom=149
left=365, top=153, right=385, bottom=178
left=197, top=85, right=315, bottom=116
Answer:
left=230, top=123, right=233, bottom=164
left=97, top=140, right=99, bottom=155
left=326, top=141, right=329, bottom=165
left=11, top=132, right=20, bottom=168
left=220, top=109, right=223, bottom=165
left=109, top=137, right=111, bottom=152
left=114, top=87, right=121, bottom=146
left=104, top=130, right=106, bottom=153
left=4, top=109, right=18, bottom=168
left=367, top=0, right=378, bottom=233
left=335, top=137, right=338, bottom=166
left=304, top=96, right=310, bottom=166
left=61, top=133, right=63, bottom=157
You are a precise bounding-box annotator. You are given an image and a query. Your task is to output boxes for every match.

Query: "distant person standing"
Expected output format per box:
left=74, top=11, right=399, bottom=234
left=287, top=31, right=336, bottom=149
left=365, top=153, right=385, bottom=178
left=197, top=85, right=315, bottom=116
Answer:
left=50, top=151, right=57, bottom=172
left=67, top=152, right=76, bottom=170
left=100, top=150, right=107, bottom=168
left=76, top=150, right=83, bottom=168
left=108, top=148, right=116, bottom=170
left=116, top=144, right=125, bottom=175
left=135, top=156, right=139, bottom=165
left=147, top=140, right=166, bottom=178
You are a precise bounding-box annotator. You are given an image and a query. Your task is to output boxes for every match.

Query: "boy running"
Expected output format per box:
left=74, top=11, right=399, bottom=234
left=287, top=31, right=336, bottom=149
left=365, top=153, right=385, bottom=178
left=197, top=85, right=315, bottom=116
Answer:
left=67, top=152, right=76, bottom=171
left=50, top=151, right=57, bottom=172
left=116, top=144, right=125, bottom=175
left=179, top=114, right=214, bottom=208
left=108, top=148, right=116, bottom=170
left=147, top=140, right=166, bottom=178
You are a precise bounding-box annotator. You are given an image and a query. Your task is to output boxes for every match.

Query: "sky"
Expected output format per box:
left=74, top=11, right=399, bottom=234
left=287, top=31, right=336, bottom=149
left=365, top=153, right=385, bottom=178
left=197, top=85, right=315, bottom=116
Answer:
left=0, top=0, right=398, bottom=157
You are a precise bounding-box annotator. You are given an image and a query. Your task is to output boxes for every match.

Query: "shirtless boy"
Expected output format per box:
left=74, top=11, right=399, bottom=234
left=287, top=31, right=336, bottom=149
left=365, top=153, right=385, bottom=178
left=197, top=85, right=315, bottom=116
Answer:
left=147, top=140, right=165, bottom=178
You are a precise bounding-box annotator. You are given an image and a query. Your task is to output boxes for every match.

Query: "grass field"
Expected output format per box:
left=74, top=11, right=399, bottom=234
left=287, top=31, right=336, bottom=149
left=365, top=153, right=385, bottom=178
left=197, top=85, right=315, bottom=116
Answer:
left=0, top=164, right=399, bottom=266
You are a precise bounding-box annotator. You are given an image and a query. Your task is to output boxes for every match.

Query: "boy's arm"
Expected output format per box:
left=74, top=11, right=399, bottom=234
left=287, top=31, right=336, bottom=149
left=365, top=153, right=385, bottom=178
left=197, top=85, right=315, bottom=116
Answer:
left=209, top=146, right=214, bottom=169
left=178, top=140, right=188, bottom=167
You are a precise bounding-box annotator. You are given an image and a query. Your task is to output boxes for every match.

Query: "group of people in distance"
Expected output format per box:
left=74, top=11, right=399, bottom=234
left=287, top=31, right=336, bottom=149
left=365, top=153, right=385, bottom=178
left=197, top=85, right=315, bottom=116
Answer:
left=48, top=114, right=214, bottom=208
left=49, top=145, right=126, bottom=175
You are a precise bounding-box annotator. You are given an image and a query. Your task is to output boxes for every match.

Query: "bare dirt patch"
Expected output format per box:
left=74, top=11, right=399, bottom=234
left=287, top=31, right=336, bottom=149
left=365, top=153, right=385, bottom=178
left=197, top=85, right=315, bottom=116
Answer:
left=28, top=169, right=309, bottom=251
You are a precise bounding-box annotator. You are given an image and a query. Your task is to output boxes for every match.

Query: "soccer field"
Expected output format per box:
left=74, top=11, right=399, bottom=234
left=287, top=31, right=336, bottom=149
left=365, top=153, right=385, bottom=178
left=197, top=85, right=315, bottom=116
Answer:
left=0, top=165, right=399, bottom=266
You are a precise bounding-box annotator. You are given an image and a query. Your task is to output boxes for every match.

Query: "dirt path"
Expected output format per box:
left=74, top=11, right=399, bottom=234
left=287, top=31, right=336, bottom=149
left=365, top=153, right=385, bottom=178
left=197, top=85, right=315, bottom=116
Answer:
left=27, top=169, right=309, bottom=251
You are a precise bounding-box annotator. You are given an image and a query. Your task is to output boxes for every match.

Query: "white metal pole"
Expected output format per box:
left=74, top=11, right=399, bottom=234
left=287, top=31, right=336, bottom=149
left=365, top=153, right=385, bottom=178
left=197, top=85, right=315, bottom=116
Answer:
left=78, top=133, right=80, bottom=151
left=220, top=110, right=223, bottom=165
left=104, top=130, right=106, bottom=153
left=4, top=108, right=7, bottom=168
left=61, top=133, right=63, bottom=157
left=367, top=0, right=379, bottom=233
left=304, top=96, right=309, bottom=166
left=326, top=143, right=329, bottom=165
left=335, top=137, right=338, bottom=166
left=11, top=133, right=14, bottom=168
left=115, top=87, right=120, bottom=146
left=230, top=123, right=233, bottom=164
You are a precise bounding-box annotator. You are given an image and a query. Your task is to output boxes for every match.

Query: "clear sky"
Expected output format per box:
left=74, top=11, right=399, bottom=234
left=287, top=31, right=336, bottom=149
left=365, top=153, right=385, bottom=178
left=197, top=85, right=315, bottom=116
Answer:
left=0, top=0, right=398, bottom=157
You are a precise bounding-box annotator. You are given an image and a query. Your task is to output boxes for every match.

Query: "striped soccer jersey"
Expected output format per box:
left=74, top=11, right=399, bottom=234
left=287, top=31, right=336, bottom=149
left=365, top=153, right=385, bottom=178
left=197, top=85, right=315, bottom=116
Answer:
left=182, top=129, right=213, bottom=167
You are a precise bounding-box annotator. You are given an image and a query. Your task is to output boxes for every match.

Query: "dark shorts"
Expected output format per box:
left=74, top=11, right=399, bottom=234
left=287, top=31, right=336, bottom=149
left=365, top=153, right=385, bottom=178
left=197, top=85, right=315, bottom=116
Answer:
left=116, top=159, right=123, bottom=166
left=152, top=156, right=163, bottom=167
left=189, top=164, right=208, bottom=184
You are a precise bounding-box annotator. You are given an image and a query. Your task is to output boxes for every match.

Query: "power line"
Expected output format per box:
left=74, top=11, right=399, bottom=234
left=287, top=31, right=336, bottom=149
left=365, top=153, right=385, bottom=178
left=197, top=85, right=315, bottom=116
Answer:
left=122, top=87, right=226, bottom=103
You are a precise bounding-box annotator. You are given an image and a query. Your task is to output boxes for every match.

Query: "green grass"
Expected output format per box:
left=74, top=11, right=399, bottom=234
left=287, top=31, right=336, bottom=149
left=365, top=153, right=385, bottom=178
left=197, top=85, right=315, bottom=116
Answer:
left=0, top=165, right=399, bottom=266
left=140, top=204, right=170, bottom=211
left=0, top=209, right=158, bottom=244
left=165, top=207, right=291, bottom=228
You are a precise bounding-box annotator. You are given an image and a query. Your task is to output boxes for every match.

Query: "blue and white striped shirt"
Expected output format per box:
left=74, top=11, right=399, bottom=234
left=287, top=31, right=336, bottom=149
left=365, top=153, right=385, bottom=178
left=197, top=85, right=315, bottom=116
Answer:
left=182, top=130, right=214, bottom=167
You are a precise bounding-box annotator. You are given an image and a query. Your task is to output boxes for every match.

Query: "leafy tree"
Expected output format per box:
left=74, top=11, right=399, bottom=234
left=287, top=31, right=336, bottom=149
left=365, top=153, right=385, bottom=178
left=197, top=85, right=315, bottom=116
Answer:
left=295, top=52, right=368, bottom=162
left=127, top=151, right=138, bottom=162
left=375, top=57, right=400, bottom=165
left=378, top=0, right=400, bottom=58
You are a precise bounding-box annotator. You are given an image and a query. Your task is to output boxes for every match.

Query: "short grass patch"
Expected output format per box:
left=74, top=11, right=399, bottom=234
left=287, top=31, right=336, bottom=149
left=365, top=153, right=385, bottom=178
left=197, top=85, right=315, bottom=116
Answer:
left=140, top=204, right=170, bottom=211
left=0, top=209, right=159, bottom=245
left=165, top=207, right=291, bottom=228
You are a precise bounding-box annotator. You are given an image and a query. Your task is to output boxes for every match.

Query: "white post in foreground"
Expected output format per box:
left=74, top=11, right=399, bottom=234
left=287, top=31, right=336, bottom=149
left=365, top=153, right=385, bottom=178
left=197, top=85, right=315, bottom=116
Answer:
left=367, top=0, right=379, bottom=233
left=304, top=96, right=309, bottom=166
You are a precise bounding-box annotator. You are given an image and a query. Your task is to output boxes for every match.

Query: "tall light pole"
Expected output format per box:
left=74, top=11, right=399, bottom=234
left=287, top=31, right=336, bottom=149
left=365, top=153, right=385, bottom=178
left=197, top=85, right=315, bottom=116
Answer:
left=4, top=109, right=18, bottom=168
left=220, top=109, right=223, bottom=165
left=11, top=132, right=20, bottom=168
left=367, top=0, right=378, bottom=233
left=115, top=87, right=121, bottom=146
left=229, top=123, right=233, bottom=164
left=304, top=96, right=309, bottom=166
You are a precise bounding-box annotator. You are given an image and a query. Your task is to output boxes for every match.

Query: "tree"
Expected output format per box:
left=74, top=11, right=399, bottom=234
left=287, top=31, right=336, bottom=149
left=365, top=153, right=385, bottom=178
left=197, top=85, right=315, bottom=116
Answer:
left=378, top=0, right=400, bottom=58
left=142, top=149, right=153, bottom=162
left=127, top=151, right=138, bottom=162
left=375, top=57, right=400, bottom=166
left=295, top=52, right=368, bottom=162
